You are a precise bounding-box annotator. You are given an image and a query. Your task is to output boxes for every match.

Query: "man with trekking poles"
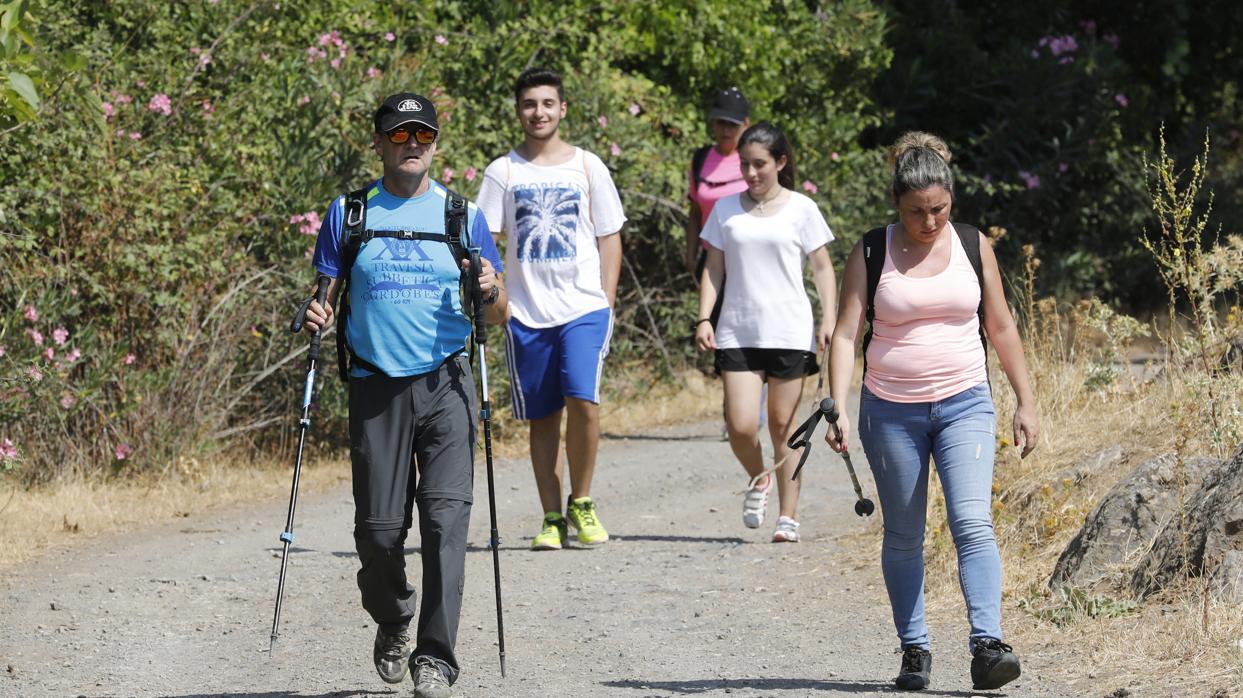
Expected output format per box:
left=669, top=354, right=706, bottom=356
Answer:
left=296, top=91, right=507, bottom=698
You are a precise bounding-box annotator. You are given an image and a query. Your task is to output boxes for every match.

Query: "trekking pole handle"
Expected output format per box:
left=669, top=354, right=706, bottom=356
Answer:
left=307, top=275, right=331, bottom=362
left=468, top=249, right=486, bottom=346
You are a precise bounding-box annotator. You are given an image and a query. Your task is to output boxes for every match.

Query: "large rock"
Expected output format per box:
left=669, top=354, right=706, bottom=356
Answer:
left=1130, top=445, right=1243, bottom=600
left=1050, top=453, right=1221, bottom=590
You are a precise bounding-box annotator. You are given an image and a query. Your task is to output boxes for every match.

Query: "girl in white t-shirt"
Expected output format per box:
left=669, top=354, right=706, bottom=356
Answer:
left=695, top=122, right=837, bottom=543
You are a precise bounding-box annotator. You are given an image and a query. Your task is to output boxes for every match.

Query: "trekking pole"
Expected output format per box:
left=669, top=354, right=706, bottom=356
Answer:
left=468, top=249, right=507, bottom=677
left=819, top=398, right=875, bottom=517
left=269, top=274, right=331, bottom=657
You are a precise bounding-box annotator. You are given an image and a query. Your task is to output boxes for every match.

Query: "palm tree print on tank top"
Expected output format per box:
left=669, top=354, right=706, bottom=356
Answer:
left=514, top=184, right=580, bottom=262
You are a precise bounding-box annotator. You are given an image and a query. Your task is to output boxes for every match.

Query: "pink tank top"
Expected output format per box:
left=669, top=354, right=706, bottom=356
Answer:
left=863, top=224, right=987, bottom=403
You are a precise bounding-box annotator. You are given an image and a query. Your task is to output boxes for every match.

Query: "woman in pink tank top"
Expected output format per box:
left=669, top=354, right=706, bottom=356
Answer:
left=824, top=132, right=1040, bottom=692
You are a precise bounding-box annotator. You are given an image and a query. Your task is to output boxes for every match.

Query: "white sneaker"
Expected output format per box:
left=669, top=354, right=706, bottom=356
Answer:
left=742, top=475, right=772, bottom=529
left=772, top=516, right=800, bottom=543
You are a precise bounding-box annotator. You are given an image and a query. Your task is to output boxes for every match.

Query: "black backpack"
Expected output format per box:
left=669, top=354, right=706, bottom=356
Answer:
left=690, top=145, right=711, bottom=190
left=333, top=184, right=471, bottom=382
left=861, top=223, right=987, bottom=376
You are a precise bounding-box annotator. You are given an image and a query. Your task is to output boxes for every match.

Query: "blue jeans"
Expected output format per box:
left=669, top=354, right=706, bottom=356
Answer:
left=858, top=382, right=1002, bottom=651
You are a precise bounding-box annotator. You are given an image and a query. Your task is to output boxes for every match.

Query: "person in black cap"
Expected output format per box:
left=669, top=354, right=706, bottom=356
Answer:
left=685, top=87, right=751, bottom=275
left=300, top=91, right=507, bottom=698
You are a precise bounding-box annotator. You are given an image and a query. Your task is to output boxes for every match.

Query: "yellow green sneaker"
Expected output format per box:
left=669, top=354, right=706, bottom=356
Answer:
left=530, top=512, right=568, bottom=550
left=566, top=496, right=609, bottom=545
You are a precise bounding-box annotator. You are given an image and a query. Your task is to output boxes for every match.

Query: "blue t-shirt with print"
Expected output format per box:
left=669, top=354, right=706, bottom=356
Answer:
left=313, top=178, right=503, bottom=377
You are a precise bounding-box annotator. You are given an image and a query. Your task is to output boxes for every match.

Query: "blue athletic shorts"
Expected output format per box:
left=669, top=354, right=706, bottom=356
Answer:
left=504, top=308, right=613, bottom=420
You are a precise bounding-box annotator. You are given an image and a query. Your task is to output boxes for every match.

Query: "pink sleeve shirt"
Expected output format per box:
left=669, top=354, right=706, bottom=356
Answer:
left=689, top=148, right=748, bottom=238
left=863, top=224, right=988, bottom=403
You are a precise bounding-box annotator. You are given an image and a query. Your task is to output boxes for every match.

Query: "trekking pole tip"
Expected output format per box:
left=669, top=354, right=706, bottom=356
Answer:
left=855, top=498, right=876, bottom=517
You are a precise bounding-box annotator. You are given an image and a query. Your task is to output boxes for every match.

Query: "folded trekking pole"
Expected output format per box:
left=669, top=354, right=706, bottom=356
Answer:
left=269, top=274, right=331, bottom=656
left=468, top=249, right=507, bottom=677
left=787, top=397, right=875, bottom=518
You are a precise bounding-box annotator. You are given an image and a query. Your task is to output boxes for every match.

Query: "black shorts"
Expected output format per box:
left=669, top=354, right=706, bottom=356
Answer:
left=715, top=348, right=818, bottom=379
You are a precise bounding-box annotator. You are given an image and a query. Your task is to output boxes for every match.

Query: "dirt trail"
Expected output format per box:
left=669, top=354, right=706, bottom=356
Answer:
left=0, top=412, right=1077, bottom=697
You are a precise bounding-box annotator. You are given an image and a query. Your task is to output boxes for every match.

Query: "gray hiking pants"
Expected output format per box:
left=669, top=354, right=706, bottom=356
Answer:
left=349, top=352, right=475, bottom=685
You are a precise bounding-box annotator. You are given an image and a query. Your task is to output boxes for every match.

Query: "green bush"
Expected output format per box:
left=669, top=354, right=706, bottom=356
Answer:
left=0, top=1, right=890, bottom=481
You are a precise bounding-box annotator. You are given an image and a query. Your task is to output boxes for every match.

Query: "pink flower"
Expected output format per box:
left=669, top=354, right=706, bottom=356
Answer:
left=306, top=46, right=327, bottom=63
left=597, top=115, right=608, bottom=129
left=26, top=329, right=43, bottom=346
left=0, top=438, right=17, bottom=461
left=434, top=34, right=448, bottom=45
left=1079, top=19, right=1097, bottom=34
left=384, top=32, right=396, bottom=42
left=115, top=443, right=133, bottom=460
left=610, top=142, right=621, bottom=157
left=367, top=67, right=382, bottom=79
left=260, top=52, right=270, bottom=61
left=60, top=394, right=75, bottom=409
left=201, top=100, right=214, bottom=115
left=1058, top=162, right=1070, bottom=173
left=442, top=167, right=455, bottom=183
left=43, top=347, right=54, bottom=361
left=23, top=305, right=37, bottom=322
left=330, top=58, right=342, bottom=69
left=318, top=31, right=342, bottom=47
left=102, top=102, right=114, bottom=119
left=0, top=346, right=5, bottom=358
left=1030, top=50, right=1040, bottom=59
left=26, top=366, right=42, bottom=382
left=628, top=102, right=641, bottom=116
left=291, top=211, right=321, bottom=236
left=115, top=94, right=132, bottom=106
left=1115, top=93, right=1129, bottom=108
left=464, top=167, right=477, bottom=182
left=136, top=80, right=147, bottom=89
left=1059, top=56, right=1075, bottom=65
left=52, top=327, right=68, bottom=346
left=66, top=348, right=81, bottom=363
left=298, top=95, right=311, bottom=106
left=129, top=132, right=142, bottom=140
left=124, top=353, right=136, bottom=366
left=147, top=93, right=172, bottom=115
left=1019, top=170, right=1041, bottom=190
left=801, top=180, right=819, bottom=194
left=830, top=152, right=840, bottom=161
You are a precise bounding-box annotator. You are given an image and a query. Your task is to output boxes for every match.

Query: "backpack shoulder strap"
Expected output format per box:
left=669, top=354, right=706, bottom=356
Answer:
left=862, top=226, right=888, bottom=326
left=860, top=225, right=889, bottom=377
left=953, top=222, right=989, bottom=358
left=691, top=145, right=711, bottom=190
left=335, top=185, right=371, bottom=382
left=443, top=186, right=468, bottom=261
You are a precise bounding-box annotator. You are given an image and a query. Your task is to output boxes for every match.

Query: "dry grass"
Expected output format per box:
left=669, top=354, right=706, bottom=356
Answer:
left=915, top=300, right=1243, bottom=692
left=0, top=368, right=722, bottom=572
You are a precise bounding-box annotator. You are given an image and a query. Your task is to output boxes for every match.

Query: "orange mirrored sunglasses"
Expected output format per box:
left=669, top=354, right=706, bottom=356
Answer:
left=386, top=126, right=437, bottom=145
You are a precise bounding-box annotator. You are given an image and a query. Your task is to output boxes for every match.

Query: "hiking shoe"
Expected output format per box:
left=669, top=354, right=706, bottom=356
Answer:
left=894, top=645, right=932, bottom=690
left=372, top=627, right=411, bottom=684
left=971, top=638, right=1021, bottom=690
left=412, top=656, right=452, bottom=698
left=566, top=496, right=609, bottom=545
left=772, top=515, right=800, bottom=542
left=742, top=475, right=771, bottom=529
left=531, top=512, right=568, bottom=550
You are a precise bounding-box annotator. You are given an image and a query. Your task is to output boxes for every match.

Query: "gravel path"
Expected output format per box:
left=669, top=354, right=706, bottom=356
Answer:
left=0, top=412, right=1078, bottom=697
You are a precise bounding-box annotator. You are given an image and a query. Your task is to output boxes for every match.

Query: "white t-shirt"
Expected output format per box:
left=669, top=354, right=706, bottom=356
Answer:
left=700, top=191, right=834, bottom=351
left=477, top=147, right=627, bottom=328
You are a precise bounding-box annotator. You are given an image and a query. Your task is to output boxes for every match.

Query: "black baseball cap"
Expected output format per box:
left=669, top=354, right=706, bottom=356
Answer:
left=373, top=92, right=438, bottom=133
left=708, top=88, right=749, bottom=124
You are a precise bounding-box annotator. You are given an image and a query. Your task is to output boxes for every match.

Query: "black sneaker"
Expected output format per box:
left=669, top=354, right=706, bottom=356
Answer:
left=971, top=638, right=1021, bottom=690
left=894, top=645, right=932, bottom=690
left=372, top=627, right=411, bottom=684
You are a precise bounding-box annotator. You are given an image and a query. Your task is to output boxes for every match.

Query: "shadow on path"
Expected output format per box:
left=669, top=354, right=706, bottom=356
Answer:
left=612, top=534, right=747, bottom=545
left=602, top=677, right=999, bottom=696
left=601, top=432, right=722, bottom=443
left=152, top=685, right=392, bottom=690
